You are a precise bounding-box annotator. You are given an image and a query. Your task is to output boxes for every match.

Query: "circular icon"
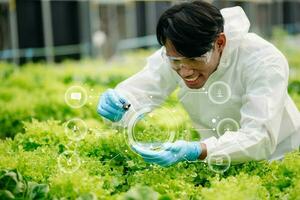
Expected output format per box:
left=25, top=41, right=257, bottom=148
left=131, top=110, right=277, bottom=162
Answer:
left=208, top=81, right=231, bottom=104
left=216, top=118, right=239, bottom=137
left=58, top=151, right=81, bottom=173
left=207, top=152, right=231, bottom=173
left=65, top=86, right=87, bottom=108
left=127, top=107, right=177, bottom=152
left=65, top=118, right=88, bottom=141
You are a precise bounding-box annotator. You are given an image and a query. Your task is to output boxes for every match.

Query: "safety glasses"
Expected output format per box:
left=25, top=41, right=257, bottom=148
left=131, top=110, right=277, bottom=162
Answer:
left=161, top=45, right=214, bottom=71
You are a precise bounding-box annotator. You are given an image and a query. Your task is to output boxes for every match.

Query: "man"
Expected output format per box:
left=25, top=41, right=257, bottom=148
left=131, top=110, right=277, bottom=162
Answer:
left=97, top=1, right=300, bottom=167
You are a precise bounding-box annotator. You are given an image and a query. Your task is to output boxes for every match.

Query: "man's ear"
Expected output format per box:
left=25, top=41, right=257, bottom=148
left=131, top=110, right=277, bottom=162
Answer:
left=216, top=33, right=226, bottom=52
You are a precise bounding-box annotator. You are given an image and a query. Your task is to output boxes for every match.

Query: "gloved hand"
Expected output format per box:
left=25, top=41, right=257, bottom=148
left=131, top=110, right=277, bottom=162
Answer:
left=97, top=89, right=129, bottom=122
left=131, top=140, right=202, bottom=167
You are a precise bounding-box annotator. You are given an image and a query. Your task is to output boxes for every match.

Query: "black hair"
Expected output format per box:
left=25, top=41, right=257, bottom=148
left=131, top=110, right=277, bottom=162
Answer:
left=156, top=0, right=224, bottom=57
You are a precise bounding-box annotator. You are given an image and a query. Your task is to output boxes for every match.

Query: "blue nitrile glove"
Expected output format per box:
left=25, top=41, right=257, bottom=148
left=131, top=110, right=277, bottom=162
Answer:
left=131, top=140, right=202, bottom=167
left=97, top=89, right=129, bottom=122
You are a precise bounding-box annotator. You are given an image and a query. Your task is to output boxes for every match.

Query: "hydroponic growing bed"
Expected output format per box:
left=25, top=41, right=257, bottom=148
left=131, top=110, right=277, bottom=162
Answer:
left=0, top=49, right=300, bottom=200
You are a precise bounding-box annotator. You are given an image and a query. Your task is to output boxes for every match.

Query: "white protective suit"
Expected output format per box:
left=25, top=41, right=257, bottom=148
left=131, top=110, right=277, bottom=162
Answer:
left=115, top=6, right=300, bottom=163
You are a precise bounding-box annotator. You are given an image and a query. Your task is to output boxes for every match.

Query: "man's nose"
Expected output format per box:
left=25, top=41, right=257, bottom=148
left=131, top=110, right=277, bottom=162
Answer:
left=178, top=64, right=194, bottom=77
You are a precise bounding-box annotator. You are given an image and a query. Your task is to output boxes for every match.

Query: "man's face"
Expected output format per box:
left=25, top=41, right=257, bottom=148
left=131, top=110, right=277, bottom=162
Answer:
left=164, top=35, right=225, bottom=89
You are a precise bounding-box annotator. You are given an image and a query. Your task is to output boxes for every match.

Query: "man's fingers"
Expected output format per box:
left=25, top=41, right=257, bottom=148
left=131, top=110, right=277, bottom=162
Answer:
left=106, top=89, right=123, bottom=109
left=162, top=142, right=173, bottom=151
left=143, top=151, right=172, bottom=163
left=97, top=99, right=123, bottom=122
left=113, top=90, right=128, bottom=104
left=131, top=144, right=164, bottom=158
left=164, top=141, right=185, bottom=152
left=101, top=101, right=124, bottom=117
left=97, top=107, right=111, bottom=119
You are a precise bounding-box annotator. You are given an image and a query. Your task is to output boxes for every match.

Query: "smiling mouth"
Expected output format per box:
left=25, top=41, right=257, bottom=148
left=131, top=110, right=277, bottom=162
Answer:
left=184, top=76, right=199, bottom=82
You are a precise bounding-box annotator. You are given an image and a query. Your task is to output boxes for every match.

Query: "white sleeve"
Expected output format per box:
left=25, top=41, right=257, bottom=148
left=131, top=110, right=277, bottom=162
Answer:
left=201, top=50, right=290, bottom=163
left=114, top=48, right=179, bottom=127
